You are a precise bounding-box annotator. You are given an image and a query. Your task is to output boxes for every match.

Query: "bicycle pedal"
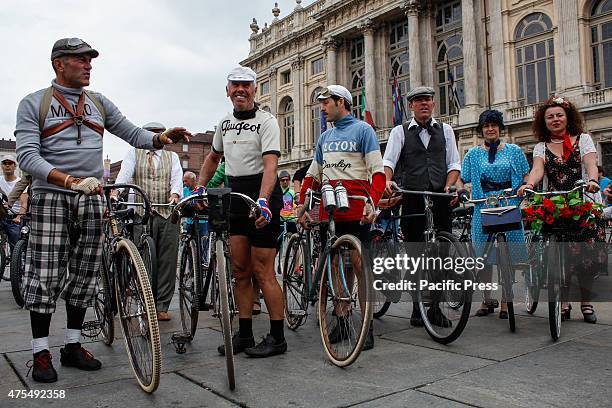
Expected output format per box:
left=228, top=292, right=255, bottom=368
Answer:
left=288, top=309, right=307, bottom=317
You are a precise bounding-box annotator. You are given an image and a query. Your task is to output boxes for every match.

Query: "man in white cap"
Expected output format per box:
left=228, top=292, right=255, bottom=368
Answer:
left=113, top=121, right=184, bottom=321
left=298, top=84, right=386, bottom=350
left=199, top=65, right=287, bottom=357
left=382, top=86, right=461, bottom=328
left=0, top=154, right=21, bottom=249
left=14, top=37, right=191, bottom=383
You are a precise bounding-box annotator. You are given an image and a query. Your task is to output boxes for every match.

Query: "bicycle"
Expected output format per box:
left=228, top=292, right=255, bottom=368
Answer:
left=90, top=184, right=161, bottom=393
left=9, top=213, right=30, bottom=308
left=461, top=189, right=524, bottom=333
left=393, top=187, right=472, bottom=345
left=171, top=188, right=262, bottom=391
left=283, top=183, right=373, bottom=367
left=523, top=181, right=593, bottom=341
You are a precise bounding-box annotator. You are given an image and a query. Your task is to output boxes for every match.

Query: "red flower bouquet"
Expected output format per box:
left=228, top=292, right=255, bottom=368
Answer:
left=522, top=191, right=603, bottom=234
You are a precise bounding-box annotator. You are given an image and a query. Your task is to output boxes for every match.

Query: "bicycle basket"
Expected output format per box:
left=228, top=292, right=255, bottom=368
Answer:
left=207, top=188, right=231, bottom=231
left=481, top=205, right=522, bottom=234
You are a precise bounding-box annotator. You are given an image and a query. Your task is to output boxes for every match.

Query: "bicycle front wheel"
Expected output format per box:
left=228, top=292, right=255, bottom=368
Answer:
left=283, top=233, right=308, bottom=330
left=418, top=231, right=473, bottom=344
left=114, top=239, right=161, bottom=393
left=177, top=239, right=199, bottom=338
left=318, top=234, right=371, bottom=367
left=9, top=239, right=27, bottom=308
left=497, top=235, right=516, bottom=332
left=524, top=231, right=542, bottom=314
left=215, top=239, right=235, bottom=390
left=546, top=235, right=561, bottom=341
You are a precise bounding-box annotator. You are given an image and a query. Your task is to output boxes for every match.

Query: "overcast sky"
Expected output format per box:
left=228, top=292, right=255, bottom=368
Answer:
left=0, top=0, right=314, bottom=162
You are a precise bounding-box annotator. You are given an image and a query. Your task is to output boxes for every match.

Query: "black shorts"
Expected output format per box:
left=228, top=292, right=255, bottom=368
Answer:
left=320, top=220, right=371, bottom=249
left=227, top=173, right=283, bottom=249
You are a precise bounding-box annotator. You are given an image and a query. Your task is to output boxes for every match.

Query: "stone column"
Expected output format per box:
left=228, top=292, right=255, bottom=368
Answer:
left=269, top=67, right=278, bottom=116
left=402, top=0, right=421, bottom=90
left=419, top=4, right=435, bottom=87
left=323, top=37, right=340, bottom=84
left=461, top=0, right=478, bottom=108
left=292, top=56, right=305, bottom=153
left=488, top=0, right=507, bottom=105
left=554, top=0, right=582, bottom=95
left=360, top=18, right=377, bottom=124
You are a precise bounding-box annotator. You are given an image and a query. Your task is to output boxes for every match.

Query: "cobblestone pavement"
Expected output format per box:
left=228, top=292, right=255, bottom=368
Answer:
left=1, top=281, right=611, bottom=407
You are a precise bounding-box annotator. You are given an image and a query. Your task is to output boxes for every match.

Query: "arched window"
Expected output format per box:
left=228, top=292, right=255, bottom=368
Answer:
left=280, top=97, right=294, bottom=152
left=310, top=88, right=323, bottom=146
left=436, top=34, right=464, bottom=115
left=350, top=38, right=364, bottom=120
left=591, top=0, right=612, bottom=89
left=389, top=20, right=410, bottom=123
left=434, top=0, right=463, bottom=116
left=514, top=12, right=555, bottom=105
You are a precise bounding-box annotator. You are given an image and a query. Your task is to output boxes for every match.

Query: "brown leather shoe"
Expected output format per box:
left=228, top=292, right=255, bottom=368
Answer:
left=157, top=311, right=171, bottom=321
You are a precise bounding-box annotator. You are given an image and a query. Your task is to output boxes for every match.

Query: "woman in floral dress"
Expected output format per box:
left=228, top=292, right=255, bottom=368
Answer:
left=518, top=97, right=601, bottom=323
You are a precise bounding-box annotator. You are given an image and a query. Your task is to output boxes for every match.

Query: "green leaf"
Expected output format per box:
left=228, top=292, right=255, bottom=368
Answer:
left=572, top=214, right=580, bottom=221
left=550, top=196, right=565, bottom=205
left=569, top=198, right=582, bottom=206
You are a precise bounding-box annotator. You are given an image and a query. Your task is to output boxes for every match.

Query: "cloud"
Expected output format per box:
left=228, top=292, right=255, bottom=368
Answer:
left=0, top=0, right=313, bottom=162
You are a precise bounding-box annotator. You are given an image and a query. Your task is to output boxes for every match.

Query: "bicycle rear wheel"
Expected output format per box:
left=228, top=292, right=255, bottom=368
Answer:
left=0, top=237, right=8, bottom=282
left=215, top=239, right=235, bottom=390
left=177, top=239, right=199, bottom=338
left=497, top=235, right=516, bottom=332
left=9, top=238, right=27, bottom=308
left=138, top=235, right=157, bottom=300
left=369, top=230, right=392, bottom=319
left=84, top=249, right=115, bottom=345
left=283, top=233, right=308, bottom=330
left=546, top=235, right=561, bottom=341
left=524, top=231, right=542, bottom=314
left=114, top=239, right=161, bottom=393
left=318, top=234, right=371, bottom=367
left=418, top=231, right=473, bottom=344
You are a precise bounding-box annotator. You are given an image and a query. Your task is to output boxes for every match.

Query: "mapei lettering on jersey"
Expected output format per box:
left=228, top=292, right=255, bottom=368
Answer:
left=50, top=103, right=94, bottom=118
left=322, top=140, right=359, bottom=153
left=221, top=120, right=262, bottom=137
left=322, top=159, right=352, bottom=171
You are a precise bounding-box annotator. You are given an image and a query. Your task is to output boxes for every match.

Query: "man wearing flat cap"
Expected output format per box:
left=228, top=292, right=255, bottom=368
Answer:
left=113, top=121, right=184, bottom=322
left=14, top=37, right=191, bottom=383
left=199, top=65, right=287, bottom=357
left=382, top=86, right=461, bottom=328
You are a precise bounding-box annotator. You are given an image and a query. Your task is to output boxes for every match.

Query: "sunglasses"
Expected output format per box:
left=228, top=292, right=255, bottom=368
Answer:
left=63, top=38, right=89, bottom=50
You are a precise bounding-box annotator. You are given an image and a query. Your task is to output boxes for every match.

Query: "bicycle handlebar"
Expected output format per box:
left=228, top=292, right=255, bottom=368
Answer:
left=171, top=191, right=261, bottom=223
left=393, top=187, right=457, bottom=199
left=103, top=184, right=152, bottom=226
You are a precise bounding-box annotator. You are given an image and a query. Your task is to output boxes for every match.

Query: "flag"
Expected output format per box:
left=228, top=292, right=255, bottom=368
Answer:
left=392, top=77, right=403, bottom=127
left=446, top=58, right=461, bottom=114
left=320, top=110, right=327, bottom=133
left=361, top=87, right=376, bottom=129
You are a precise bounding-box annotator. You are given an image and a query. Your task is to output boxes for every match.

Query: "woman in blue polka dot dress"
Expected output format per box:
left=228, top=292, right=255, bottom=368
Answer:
left=460, top=110, right=530, bottom=318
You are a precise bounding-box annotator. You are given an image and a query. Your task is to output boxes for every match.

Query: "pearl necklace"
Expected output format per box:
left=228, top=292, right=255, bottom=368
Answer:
left=549, top=139, right=563, bottom=144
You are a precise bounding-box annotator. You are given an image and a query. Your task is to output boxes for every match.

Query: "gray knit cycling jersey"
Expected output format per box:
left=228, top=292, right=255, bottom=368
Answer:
left=212, top=109, right=281, bottom=177
left=15, top=80, right=155, bottom=193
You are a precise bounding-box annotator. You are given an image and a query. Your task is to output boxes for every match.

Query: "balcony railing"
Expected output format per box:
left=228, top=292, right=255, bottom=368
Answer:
left=376, top=127, right=392, bottom=143
left=439, top=114, right=459, bottom=127
left=507, top=104, right=537, bottom=121
left=585, top=88, right=612, bottom=106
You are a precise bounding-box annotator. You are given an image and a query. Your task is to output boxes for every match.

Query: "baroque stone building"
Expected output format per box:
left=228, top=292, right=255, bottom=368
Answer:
left=241, top=0, right=612, bottom=175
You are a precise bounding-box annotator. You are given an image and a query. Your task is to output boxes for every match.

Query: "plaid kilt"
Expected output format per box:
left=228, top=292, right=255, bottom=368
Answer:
left=23, top=192, right=104, bottom=313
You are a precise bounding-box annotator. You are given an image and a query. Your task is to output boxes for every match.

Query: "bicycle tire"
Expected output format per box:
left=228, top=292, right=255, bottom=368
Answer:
left=318, top=234, right=371, bottom=367
left=9, top=239, right=27, bottom=307
left=139, top=235, right=157, bottom=300
left=418, top=231, right=472, bottom=344
left=524, top=231, right=541, bottom=314
left=496, top=235, right=516, bottom=332
left=98, top=248, right=115, bottom=346
left=283, top=233, right=308, bottom=330
left=369, top=230, right=393, bottom=319
left=114, top=239, right=161, bottom=393
left=215, top=239, right=235, bottom=390
left=0, top=238, right=8, bottom=281
left=177, top=239, right=199, bottom=338
left=546, top=235, right=561, bottom=341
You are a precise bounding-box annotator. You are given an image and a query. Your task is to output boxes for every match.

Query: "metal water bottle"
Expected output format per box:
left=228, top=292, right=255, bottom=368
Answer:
left=321, top=183, right=337, bottom=212
left=334, top=182, right=350, bottom=212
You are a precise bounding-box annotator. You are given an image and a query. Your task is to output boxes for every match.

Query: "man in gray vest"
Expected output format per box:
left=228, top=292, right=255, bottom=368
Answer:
left=15, top=37, right=191, bottom=383
left=382, top=86, right=460, bottom=327
left=113, top=122, right=184, bottom=321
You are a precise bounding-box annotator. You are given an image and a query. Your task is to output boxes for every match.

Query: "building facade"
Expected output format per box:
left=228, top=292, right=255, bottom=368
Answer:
left=241, top=0, right=612, bottom=176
